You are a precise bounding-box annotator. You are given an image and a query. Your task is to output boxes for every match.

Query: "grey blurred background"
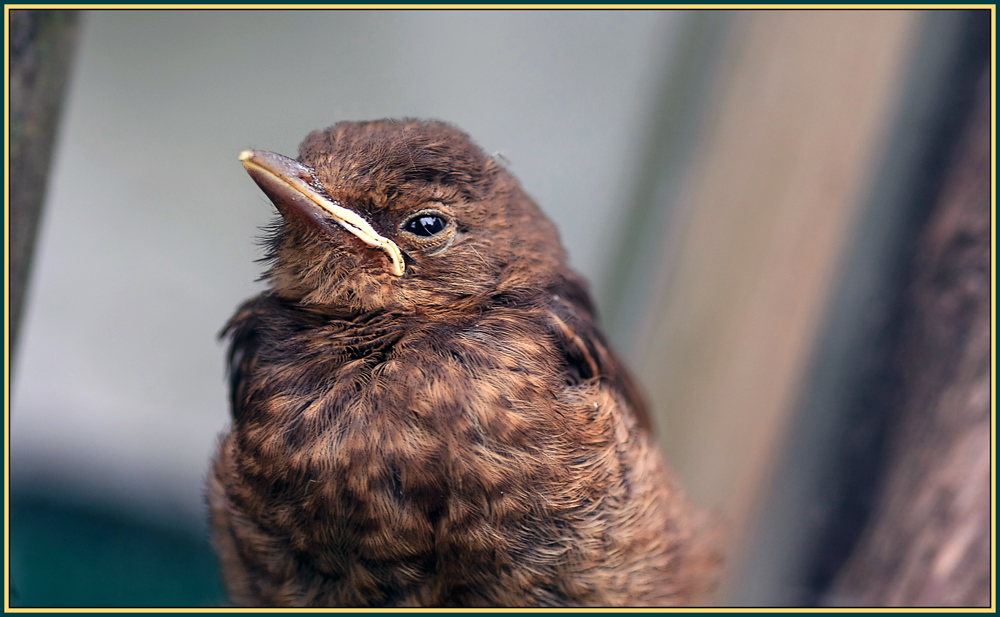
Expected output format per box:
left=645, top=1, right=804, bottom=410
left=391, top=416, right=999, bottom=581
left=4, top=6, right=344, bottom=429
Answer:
left=7, top=9, right=992, bottom=608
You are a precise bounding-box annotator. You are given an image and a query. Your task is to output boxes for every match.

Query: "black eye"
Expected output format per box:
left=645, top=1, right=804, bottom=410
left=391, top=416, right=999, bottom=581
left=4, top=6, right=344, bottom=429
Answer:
left=403, top=214, right=447, bottom=237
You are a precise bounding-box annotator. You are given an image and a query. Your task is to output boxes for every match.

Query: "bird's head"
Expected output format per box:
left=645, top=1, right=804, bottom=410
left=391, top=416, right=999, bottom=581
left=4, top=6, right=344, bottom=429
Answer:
left=241, top=119, right=568, bottom=314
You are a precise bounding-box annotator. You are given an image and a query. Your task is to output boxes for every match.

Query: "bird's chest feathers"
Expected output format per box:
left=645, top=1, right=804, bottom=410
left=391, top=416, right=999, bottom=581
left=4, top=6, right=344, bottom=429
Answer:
left=242, top=314, right=562, bottom=562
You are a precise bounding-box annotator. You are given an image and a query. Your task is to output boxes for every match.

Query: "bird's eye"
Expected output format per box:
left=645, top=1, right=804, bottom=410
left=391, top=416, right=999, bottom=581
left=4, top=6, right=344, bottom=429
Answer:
left=403, top=214, right=447, bottom=237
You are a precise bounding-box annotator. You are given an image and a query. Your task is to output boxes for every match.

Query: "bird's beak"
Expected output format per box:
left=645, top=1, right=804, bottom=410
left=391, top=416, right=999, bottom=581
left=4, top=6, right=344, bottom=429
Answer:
left=238, top=149, right=405, bottom=277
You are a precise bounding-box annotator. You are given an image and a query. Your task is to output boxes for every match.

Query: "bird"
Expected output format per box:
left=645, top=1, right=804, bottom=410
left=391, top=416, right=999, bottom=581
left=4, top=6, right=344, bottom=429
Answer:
left=209, top=119, right=720, bottom=608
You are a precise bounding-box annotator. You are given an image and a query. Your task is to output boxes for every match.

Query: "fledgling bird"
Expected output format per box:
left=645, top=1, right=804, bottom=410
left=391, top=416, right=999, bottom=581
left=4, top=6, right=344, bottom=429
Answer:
left=210, top=119, right=719, bottom=607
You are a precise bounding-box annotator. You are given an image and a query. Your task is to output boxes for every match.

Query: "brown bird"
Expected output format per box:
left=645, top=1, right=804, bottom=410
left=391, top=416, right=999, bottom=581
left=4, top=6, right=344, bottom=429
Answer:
left=209, top=119, right=719, bottom=607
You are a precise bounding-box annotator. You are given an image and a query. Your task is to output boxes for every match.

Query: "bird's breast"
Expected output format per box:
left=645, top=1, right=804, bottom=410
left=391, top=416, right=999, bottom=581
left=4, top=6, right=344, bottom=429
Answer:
left=231, top=312, right=572, bottom=565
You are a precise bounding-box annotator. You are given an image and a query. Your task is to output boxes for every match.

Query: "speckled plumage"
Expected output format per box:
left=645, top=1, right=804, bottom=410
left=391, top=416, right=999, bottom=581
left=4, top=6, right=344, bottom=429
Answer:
left=210, top=119, right=719, bottom=607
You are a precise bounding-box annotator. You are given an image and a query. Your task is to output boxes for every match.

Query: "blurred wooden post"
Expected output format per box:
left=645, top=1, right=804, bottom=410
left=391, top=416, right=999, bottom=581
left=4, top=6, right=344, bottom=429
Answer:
left=826, top=66, right=992, bottom=608
left=8, top=9, right=79, bottom=362
left=730, top=11, right=990, bottom=606
left=615, top=11, right=922, bottom=603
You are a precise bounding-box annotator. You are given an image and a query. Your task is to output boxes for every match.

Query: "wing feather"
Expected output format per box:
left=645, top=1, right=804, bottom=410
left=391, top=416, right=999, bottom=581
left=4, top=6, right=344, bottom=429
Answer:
left=544, top=276, right=653, bottom=433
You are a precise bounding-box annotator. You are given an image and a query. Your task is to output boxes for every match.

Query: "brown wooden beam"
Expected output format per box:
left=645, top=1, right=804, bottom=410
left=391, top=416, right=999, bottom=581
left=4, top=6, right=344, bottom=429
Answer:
left=8, top=9, right=79, bottom=362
